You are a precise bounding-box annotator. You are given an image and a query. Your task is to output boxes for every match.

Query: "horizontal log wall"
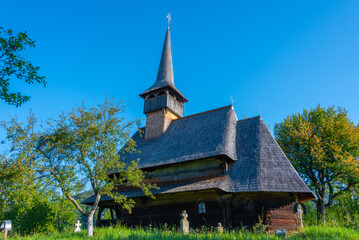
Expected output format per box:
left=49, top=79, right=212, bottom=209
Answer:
left=146, top=158, right=224, bottom=182
left=266, top=203, right=297, bottom=231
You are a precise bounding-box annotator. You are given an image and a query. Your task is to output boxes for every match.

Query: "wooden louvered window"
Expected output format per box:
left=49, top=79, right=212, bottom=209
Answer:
left=198, top=201, right=206, bottom=213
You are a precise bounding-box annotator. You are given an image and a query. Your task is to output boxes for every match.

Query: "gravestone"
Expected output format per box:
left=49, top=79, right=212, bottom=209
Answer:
left=275, top=229, right=286, bottom=238
left=74, top=220, right=82, bottom=233
left=180, top=210, right=189, bottom=234
left=297, top=204, right=304, bottom=229
left=216, top=222, right=223, bottom=233
left=0, top=220, right=12, bottom=239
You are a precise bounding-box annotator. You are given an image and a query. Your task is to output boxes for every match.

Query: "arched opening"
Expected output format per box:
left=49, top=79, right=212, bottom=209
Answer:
left=100, top=208, right=116, bottom=220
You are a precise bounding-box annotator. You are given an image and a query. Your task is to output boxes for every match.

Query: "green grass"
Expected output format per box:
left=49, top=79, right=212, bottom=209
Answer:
left=4, top=225, right=359, bottom=240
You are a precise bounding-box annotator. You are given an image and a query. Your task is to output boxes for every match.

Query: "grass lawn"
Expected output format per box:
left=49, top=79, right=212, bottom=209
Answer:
left=3, top=225, right=359, bottom=240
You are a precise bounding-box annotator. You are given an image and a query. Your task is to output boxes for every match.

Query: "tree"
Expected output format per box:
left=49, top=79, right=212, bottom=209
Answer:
left=0, top=27, right=46, bottom=107
left=274, top=105, right=359, bottom=224
left=1, top=123, right=76, bottom=234
left=1, top=98, right=154, bottom=237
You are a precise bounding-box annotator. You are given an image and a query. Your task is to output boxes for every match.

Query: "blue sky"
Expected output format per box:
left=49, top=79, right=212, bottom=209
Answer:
left=1, top=0, right=358, bottom=135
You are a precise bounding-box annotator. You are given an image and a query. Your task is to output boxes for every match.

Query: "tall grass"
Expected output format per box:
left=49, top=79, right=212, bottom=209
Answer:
left=4, top=225, right=359, bottom=240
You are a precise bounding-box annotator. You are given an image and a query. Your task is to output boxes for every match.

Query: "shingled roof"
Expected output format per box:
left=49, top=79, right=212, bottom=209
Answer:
left=139, top=29, right=187, bottom=103
left=83, top=106, right=314, bottom=205
left=123, top=105, right=312, bottom=194
left=120, top=105, right=238, bottom=168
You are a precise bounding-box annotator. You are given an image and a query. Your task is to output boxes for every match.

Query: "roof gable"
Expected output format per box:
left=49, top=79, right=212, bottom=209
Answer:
left=227, top=117, right=313, bottom=194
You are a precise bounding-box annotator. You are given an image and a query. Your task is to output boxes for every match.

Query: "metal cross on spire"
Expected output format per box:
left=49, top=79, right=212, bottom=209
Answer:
left=167, top=13, right=171, bottom=29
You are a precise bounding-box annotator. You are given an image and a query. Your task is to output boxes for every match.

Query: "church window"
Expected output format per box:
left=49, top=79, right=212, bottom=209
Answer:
left=198, top=201, right=206, bottom=213
left=246, top=200, right=254, bottom=212
left=173, top=175, right=178, bottom=181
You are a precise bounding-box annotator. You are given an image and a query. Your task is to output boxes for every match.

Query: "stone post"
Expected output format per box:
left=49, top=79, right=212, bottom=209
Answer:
left=180, top=210, right=189, bottom=234
left=216, top=222, right=224, bottom=233
left=297, top=204, right=304, bottom=229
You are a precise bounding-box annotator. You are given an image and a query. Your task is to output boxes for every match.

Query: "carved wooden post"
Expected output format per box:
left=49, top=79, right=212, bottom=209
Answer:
left=219, top=194, right=227, bottom=228
left=110, top=207, right=114, bottom=220
left=97, top=206, right=104, bottom=226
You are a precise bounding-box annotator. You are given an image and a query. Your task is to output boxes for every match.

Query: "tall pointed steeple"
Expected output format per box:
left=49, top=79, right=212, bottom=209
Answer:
left=140, top=17, right=187, bottom=140
left=140, top=23, right=187, bottom=103
left=155, top=29, right=174, bottom=88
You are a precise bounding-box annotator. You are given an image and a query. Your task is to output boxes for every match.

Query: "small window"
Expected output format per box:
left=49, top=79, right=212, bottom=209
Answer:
left=198, top=171, right=203, bottom=177
left=198, top=201, right=206, bottom=213
left=173, top=175, right=178, bottom=181
left=246, top=200, right=254, bottom=212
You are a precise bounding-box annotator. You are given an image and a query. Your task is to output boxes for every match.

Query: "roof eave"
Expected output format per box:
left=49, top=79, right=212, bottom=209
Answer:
left=139, top=85, right=188, bottom=103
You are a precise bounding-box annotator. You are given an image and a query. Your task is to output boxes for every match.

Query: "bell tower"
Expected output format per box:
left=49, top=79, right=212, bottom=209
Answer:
left=140, top=17, right=187, bottom=140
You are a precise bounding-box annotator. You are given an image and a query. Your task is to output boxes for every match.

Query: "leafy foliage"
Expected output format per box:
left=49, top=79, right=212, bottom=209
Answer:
left=0, top=141, right=76, bottom=234
left=0, top=26, right=46, bottom=107
left=274, top=105, right=359, bottom=224
left=1, top=98, right=154, bottom=236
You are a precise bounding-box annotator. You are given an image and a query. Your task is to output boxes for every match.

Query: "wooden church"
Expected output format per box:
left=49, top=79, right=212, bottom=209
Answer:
left=83, top=23, right=315, bottom=232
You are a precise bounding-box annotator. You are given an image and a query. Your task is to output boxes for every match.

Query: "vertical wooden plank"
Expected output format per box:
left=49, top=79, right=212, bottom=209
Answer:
left=110, top=208, right=114, bottom=220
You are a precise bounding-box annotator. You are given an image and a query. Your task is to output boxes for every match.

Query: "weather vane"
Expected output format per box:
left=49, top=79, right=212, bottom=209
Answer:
left=167, top=13, right=171, bottom=29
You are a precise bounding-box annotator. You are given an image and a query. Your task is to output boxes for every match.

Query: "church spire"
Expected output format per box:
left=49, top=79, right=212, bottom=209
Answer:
left=155, top=12, right=173, bottom=85
left=155, top=28, right=174, bottom=87
left=139, top=16, right=187, bottom=103
left=140, top=16, right=187, bottom=139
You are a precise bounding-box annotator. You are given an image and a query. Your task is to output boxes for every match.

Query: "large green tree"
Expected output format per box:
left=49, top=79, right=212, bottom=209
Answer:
left=1, top=98, right=154, bottom=237
left=0, top=148, right=75, bottom=234
left=0, top=27, right=46, bottom=107
left=274, top=105, right=359, bottom=224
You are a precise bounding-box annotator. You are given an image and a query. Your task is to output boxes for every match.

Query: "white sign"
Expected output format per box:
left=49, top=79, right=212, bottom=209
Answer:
left=0, top=220, right=12, bottom=231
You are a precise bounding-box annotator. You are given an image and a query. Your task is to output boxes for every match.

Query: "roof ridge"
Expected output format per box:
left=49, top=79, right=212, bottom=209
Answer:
left=175, top=105, right=233, bottom=121
left=237, top=115, right=261, bottom=123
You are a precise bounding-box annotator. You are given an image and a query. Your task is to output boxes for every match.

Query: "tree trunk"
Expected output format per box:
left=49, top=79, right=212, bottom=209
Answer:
left=87, top=193, right=101, bottom=237
left=88, top=214, right=94, bottom=237
left=317, top=200, right=326, bottom=225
